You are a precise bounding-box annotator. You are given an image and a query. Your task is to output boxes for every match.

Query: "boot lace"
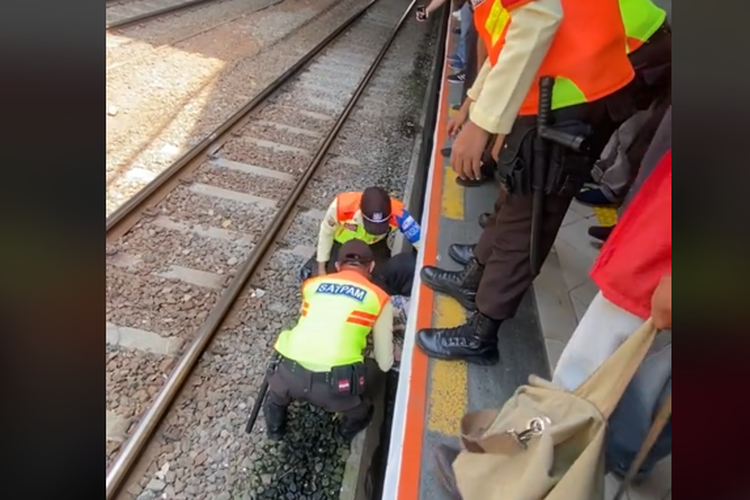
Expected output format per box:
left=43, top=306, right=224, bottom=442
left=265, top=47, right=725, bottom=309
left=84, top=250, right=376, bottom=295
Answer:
left=439, top=325, right=477, bottom=348
left=434, top=268, right=464, bottom=284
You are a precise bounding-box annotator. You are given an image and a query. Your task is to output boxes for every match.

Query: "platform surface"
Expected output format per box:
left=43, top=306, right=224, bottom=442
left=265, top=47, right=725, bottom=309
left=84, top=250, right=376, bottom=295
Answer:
left=382, top=11, right=671, bottom=500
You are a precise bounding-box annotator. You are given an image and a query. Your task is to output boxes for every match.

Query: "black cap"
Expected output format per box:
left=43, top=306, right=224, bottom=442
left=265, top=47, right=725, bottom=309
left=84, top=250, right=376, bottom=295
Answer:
left=337, top=239, right=374, bottom=266
left=361, top=186, right=392, bottom=236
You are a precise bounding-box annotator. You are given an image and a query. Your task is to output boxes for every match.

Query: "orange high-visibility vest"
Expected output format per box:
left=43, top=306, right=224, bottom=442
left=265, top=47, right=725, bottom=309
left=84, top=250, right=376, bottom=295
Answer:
left=473, top=0, right=635, bottom=114
left=334, top=192, right=404, bottom=245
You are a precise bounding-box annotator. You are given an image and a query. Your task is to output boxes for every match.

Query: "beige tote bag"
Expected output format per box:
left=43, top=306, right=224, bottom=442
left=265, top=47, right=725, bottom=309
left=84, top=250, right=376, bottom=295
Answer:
left=451, top=318, right=668, bottom=500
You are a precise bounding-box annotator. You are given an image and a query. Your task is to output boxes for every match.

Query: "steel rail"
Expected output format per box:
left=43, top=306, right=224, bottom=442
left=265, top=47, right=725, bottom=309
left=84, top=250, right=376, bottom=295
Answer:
left=106, top=0, right=377, bottom=237
left=107, top=0, right=222, bottom=30
left=105, top=0, right=417, bottom=496
left=242, top=0, right=418, bottom=436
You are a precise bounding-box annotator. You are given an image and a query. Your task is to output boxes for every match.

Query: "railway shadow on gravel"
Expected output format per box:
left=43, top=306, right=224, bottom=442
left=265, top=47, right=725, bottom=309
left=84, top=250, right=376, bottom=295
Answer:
left=105, top=0, right=349, bottom=209
left=247, top=403, right=349, bottom=500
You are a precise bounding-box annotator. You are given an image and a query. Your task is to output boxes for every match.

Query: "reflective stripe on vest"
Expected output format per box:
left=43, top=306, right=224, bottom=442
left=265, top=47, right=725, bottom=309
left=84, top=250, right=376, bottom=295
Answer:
left=619, top=0, right=666, bottom=54
left=274, top=270, right=390, bottom=368
left=333, top=192, right=402, bottom=245
left=473, top=0, right=634, bottom=114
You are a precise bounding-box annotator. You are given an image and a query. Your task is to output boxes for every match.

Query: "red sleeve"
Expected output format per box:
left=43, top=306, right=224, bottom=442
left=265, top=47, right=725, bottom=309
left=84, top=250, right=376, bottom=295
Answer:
left=590, top=150, right=672, bottom=319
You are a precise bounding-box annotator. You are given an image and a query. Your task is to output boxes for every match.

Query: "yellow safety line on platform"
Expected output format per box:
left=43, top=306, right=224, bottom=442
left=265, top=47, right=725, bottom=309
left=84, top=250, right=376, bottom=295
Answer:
left=427, top=295, right=468, bottom=435
left=593, top=206, right=617, bottom=227
left=441, top=166, right=464, bottom=220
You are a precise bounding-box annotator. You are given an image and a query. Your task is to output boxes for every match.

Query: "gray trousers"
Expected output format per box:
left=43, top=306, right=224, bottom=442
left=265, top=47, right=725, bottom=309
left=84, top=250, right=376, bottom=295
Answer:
left=621, top=106, right=672, bottom=213
left=591, top=110, right=651, bottom=203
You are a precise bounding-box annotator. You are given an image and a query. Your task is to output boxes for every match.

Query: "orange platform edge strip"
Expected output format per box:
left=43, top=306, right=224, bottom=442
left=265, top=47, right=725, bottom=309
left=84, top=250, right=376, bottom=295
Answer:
left=396, top=19, right=454, bottom=500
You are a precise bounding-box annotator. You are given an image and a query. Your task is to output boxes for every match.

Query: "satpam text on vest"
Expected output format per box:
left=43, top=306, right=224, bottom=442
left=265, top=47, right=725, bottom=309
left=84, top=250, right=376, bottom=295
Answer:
left=315, top=283, right=367, bottom=302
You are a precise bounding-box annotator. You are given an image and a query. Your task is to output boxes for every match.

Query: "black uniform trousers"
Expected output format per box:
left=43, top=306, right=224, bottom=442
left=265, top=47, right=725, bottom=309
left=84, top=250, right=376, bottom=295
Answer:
left=474, top=96, right=621, bottom=320
left=267, top=357, right=384, bottom=425
left=303, top=239, right=417, bottom=297
left=473, top=24, right=671, bottom=320
left=627, top=22, right=671, bottom=110
left=331, top=240, right=417, bottom=297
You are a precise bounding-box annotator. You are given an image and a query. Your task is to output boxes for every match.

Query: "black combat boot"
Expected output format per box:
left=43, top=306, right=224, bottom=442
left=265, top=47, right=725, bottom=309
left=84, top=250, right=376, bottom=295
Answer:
left=263, top=399, right=288, bottom=440
left=416, top=311, right=501, bottom=365
left=448, top=243, right=476, bottom=266
left=478, top=212, right=492, bottom=228
left=420, top=258, right=483, bottom=311
left=588, top=224, right=615, bottom=242
left=335, top=406, right=374, bottom=443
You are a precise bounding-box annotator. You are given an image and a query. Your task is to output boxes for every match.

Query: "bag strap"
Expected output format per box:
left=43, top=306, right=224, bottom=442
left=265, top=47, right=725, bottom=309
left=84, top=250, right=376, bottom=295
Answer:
left=574, top=318, right=658, bottom=418
left=613, top=394, right=672, bottom=500
left=460, top=409, right=500, bottom=452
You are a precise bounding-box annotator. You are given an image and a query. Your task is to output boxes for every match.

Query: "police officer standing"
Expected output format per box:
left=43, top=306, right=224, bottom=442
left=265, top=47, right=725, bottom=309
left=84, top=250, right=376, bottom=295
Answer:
left=416, top=0, right=637, bottom=365
left=455, top=0, right=671, bottom=233
left=264, top=240, right=395, bottom=442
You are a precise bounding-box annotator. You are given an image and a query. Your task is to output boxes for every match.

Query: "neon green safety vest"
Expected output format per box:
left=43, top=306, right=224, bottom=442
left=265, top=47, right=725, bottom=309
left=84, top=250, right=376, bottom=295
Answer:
left=274, top=270, right=390, bottom=370
left=619, top=0, right=667, bottom=54
left=334, top=223, right=391, bottom=245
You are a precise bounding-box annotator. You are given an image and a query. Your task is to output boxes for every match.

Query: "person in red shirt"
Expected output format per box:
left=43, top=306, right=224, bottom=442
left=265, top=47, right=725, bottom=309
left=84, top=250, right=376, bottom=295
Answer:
left=552, top=106, right=672, bottom=479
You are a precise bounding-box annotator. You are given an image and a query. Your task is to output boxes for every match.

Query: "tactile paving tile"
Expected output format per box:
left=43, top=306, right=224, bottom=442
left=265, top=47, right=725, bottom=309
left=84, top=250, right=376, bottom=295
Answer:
left=593, top=206, right=617, bottom=227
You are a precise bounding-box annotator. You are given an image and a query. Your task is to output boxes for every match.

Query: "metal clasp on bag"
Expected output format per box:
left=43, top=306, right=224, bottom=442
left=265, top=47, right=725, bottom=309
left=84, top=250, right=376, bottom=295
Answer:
left=506, top=416, right=551, bottom=449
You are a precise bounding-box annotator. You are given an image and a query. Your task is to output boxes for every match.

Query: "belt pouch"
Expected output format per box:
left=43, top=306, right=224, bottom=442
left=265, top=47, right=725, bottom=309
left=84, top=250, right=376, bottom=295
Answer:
left=329, top=364, right=356, bottom=396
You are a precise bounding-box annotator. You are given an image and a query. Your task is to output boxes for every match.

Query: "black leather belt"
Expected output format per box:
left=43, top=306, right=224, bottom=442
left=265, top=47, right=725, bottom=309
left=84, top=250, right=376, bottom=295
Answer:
left=280, top=356, right=331, bottom=383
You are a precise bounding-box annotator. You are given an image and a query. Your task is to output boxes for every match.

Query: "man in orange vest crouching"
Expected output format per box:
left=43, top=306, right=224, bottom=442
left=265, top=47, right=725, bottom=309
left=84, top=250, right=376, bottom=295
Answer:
left=301, top=186, right=421, bottom=296
left=416, top=0, right=637, bottom=364
left=265, top=240, right=396, bottom=442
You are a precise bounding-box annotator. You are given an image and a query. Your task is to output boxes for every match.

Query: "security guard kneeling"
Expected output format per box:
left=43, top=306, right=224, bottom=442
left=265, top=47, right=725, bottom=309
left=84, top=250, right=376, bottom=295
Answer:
left=265, top=240, right=395, bottom=443
left=301, top=185, right=421, bottom=296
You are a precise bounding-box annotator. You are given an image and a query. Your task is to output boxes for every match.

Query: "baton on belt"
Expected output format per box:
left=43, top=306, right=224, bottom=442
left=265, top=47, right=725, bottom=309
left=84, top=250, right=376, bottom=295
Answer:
left=529, top=76, right=590, bottom=274
left=245, top=352, right=280, bottom=434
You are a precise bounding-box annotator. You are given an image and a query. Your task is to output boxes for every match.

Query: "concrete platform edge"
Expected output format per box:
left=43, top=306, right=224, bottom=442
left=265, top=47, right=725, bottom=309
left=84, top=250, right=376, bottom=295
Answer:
left=338, top=11, right=446, bottom=500
left=393, top=17, right=442, bottom=256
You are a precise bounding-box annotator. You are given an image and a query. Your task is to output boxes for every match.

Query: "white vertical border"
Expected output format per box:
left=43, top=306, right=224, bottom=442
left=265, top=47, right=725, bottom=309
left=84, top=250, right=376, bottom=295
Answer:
left=380, top=13, right=452, bottom=499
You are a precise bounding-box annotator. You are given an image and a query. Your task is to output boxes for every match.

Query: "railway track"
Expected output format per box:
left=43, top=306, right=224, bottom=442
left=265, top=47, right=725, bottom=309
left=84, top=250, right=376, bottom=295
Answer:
left=106, top=0, right=430, bottom=497
left=106, top=0, right=227, bottom=30
left=106, top=0, right=301, bottom=73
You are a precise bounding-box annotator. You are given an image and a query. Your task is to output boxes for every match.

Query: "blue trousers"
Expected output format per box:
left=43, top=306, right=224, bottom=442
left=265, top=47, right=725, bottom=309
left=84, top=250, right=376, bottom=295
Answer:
left=455, top=3, right=473, bottom=66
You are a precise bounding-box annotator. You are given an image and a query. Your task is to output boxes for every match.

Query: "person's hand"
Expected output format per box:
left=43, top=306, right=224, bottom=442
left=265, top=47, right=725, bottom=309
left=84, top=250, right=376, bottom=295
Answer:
left=490, top=134, right=505, bottom=161
left=450, top=120, right=491, bottom=180
left=447, top=99, right=470, bottom=136
left=317, top=262, right=327, bottom=276
left=651, top=274, right=671, bottom=329
left=416, top=6, right=428, bottom=21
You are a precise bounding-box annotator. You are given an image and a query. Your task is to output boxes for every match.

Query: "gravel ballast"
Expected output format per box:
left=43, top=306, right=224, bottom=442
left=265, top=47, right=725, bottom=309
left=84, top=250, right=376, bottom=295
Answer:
left=106, top=0, right=437, bottom=497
